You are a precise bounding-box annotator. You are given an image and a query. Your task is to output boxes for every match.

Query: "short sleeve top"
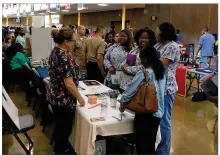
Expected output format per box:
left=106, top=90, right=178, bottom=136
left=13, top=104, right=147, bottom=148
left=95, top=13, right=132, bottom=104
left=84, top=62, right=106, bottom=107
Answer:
left=48, top=47, right=80, bottom=108
left=155, top=41, right=180, bottom=95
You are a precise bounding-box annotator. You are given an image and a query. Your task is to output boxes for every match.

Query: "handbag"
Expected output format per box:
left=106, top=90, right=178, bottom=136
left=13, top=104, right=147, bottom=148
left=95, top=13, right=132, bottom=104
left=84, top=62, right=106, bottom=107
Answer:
left=123, top=70, right=158, bottom=113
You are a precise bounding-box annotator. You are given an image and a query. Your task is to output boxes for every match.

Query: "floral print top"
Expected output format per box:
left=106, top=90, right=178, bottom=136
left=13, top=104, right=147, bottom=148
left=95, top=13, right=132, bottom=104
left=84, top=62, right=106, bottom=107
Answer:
left=120, top=47, right=143, bottom=90
left=155, top=41, right=180, bottom=95
left=48, top=47, right=79, bottom=108
left=104, top=44, right=128, bottom=82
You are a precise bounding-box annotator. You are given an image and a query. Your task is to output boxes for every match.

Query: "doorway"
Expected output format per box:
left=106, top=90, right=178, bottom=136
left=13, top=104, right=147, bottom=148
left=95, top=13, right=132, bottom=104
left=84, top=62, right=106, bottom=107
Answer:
left=111, top=20, right=131, bottom=33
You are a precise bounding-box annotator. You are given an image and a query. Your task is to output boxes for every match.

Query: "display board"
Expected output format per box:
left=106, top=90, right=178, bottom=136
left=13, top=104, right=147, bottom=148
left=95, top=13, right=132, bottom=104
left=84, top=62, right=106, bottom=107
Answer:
left=32, top=27, right=52, bottom=61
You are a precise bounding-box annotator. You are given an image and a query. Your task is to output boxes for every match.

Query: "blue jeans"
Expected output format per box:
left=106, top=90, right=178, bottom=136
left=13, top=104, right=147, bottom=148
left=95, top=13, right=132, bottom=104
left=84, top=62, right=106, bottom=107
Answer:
left=156, top=94, right=176, bottom=155
left=200, top=56, right=210, bottom=68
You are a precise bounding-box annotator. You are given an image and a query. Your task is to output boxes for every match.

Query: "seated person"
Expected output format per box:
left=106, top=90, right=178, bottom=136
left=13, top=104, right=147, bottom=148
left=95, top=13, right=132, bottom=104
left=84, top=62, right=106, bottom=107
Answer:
left=10, top=43, right=31, bottom=88
left=10, top=43, right=30, bottom=70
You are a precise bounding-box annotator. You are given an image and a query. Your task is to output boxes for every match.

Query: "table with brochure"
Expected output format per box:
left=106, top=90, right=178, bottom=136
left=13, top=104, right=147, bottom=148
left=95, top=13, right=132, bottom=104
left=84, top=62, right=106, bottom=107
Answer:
left=36, top=75, right=162, bottom=154
left=72, top=81, right=162, bottom=154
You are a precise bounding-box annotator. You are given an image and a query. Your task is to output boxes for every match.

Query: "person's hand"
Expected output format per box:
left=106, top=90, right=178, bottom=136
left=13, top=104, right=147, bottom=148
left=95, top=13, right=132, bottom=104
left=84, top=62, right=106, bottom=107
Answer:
left=101, top=71, right=106, bottom=77
left=119, top=104, right=125, bottom=113
left=78, top=96, right=85, bottom=106
left=122, top=64, right=128, bottom=74
left=109, top=67, right=115, bottom=74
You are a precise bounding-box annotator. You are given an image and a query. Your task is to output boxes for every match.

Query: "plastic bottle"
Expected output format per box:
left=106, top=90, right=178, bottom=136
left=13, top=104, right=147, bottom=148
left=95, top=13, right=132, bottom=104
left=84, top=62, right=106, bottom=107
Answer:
left=100, top=97, right=108, bottom=118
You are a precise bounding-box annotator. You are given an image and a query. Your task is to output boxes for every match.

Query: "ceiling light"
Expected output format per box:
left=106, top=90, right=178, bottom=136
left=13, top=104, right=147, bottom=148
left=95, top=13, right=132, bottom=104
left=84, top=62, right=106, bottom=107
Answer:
left=39, top=13, right=46, bottom=15
left=62, top=10, right=70, bottom=12
left=50, top=12, right=57, bottom=14
left=97, top=4, right=108, bottom=6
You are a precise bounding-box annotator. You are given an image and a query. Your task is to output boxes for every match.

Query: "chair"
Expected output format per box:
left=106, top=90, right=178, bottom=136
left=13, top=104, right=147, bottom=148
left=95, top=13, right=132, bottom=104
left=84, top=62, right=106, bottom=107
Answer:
left=2, top=86, right=35, bottom=154
left=43, top=78, right=56, bottom=145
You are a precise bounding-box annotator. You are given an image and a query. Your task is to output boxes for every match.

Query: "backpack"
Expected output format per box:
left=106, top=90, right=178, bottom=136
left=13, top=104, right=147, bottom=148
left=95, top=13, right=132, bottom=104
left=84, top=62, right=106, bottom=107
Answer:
left=191, top=92, right=207, bottom=102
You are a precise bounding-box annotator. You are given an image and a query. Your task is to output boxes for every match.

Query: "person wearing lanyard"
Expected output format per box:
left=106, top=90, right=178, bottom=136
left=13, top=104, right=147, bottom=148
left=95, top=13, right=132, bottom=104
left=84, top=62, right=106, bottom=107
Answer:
left=84, top=26, right=107, bottom=83
left=71, top=25, right=87, bottom=77
left=104, top=29, right=133, bottom=89
left=154, top=22, right=180, bottom=155
left=120, top=28, right=157, bottom=93
left=49, top=28, right=85, bottom=155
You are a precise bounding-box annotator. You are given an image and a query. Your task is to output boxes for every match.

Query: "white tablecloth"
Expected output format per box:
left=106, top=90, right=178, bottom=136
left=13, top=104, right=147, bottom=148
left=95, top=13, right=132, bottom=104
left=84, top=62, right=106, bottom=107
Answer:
left=72, top=81, right=161, bottom=154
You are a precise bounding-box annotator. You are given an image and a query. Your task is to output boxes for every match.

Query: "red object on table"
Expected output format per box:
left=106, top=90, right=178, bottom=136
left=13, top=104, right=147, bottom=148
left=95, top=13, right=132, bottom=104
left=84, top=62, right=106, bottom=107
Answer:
left=176, top=63, right=194, bottom=97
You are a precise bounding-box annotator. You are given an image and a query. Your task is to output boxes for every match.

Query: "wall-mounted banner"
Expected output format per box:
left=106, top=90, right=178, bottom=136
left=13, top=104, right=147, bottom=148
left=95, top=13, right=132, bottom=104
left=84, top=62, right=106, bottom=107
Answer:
left=31, top=4, right=34, bottom=12
left=77, top=4, right=88, bottom=11
left=65, top=4, right=71, bottom=10
left=56, top=4, right=60, bottom=11
left=46, top=4, right=50, bottom=13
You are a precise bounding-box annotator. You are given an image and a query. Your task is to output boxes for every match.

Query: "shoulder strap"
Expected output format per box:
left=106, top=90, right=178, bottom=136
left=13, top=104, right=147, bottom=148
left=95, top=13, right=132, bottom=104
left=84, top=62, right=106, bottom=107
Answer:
left=142, top=70, right=149, bottom=85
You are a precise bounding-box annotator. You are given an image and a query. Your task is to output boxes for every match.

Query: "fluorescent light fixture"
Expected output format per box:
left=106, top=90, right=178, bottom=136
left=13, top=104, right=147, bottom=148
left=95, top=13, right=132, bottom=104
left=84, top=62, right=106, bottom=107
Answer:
left=62, top=10, right=70, bottom=12
left=97, top=4, right=108, bottom=6
left=50, top=12, right=57, bottom=14
left=39, top=12, right=46, bottom=15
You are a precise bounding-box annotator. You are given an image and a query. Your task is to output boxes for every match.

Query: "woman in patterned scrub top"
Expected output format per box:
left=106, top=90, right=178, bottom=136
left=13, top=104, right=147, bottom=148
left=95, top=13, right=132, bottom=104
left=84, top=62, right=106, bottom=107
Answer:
left=119, top=29, right=157, bottom=93
left=49, top=28, right=85, bottom=155
left=154, top=22, right=180, bottom=155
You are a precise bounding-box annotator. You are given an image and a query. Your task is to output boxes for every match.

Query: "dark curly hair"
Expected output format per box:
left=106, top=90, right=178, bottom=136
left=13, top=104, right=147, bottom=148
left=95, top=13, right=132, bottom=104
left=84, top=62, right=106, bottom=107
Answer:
left=158, top=22, right=177, bottom=42
left=135, top=29, right=156, bottom=46
left=120, top=28, right=133, bottom=52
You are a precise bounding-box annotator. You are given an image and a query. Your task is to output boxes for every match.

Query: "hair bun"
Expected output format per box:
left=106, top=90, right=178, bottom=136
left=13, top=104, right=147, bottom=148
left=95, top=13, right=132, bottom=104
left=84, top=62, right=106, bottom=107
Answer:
left=51, top=29, right=59, bottom=43
left=51, top=29, right=59, bottom=38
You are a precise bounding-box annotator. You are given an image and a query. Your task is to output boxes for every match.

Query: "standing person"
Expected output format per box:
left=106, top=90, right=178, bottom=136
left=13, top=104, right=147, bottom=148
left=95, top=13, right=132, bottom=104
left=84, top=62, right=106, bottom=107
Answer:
left=85, top=29, right=90, bottom=38
left=3, top=34, right=13, bottom=53
left=105, top=32, right=114, bottom=49
left=155, top=22, right=180, bottom=155
left=84, top=26, right=107, bottom=83
left=195, top=27, right=216, bottom=67
left=72, top=25, right=87, bottom=69
left=104, top=29, right=133, bottom=89
left=25, top=26, right=32, bottom=57
left=113, top=32, right=120, bottom=44
left=15, top=27, right=30, bottom=55
left=120, top=28, right=157, bottom=93
left=15, top=27, right=26, bottom=49
left=119, top=46, right=165, bottom=154
left=176, top=29, right=183, bottom=43
left=48, top=28, right=85, bottom=155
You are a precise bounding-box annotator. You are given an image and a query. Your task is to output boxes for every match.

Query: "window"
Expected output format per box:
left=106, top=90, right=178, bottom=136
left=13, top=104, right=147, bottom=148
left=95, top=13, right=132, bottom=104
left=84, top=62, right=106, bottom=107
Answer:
left=51, top=15, right=60, bottom=24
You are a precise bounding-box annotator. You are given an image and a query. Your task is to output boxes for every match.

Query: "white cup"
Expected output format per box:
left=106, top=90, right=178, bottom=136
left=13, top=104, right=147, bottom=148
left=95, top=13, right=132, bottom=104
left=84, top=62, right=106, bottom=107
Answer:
left=110, top=98, right=117, bottom=108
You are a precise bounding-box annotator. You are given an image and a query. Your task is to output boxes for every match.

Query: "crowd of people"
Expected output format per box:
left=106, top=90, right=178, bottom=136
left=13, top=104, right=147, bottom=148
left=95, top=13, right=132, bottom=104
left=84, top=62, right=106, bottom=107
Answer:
left=2, top=22, right=218, bottom=155
left=48, top=22, right=180, bottom=155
